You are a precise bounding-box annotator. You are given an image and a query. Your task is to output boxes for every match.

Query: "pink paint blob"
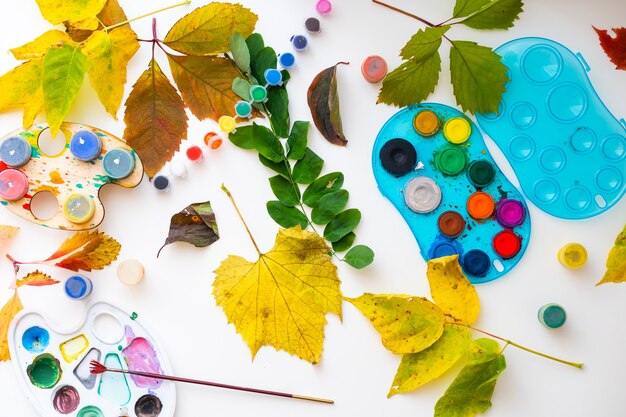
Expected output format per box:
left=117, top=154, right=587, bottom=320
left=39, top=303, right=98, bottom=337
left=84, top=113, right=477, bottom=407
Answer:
left=122, top=327, right=163, bottom=389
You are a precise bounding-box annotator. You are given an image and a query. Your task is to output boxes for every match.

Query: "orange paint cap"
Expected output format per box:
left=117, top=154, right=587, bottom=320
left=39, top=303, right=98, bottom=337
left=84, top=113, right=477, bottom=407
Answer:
left=467, top=191, right=495, bottom=220
left=413, top=110, right=440, bottom=137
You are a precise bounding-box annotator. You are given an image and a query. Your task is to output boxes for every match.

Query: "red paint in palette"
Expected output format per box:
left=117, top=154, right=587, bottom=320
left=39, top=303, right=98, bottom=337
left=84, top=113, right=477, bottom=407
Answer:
left=493, top=230, right=522, bottom=259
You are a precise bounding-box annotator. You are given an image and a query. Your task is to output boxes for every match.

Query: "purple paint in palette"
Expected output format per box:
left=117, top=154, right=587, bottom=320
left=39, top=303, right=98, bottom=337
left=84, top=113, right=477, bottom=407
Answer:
left=122, top=326, right=164, bottom=389
left=496, top=199, right=526, bottom=228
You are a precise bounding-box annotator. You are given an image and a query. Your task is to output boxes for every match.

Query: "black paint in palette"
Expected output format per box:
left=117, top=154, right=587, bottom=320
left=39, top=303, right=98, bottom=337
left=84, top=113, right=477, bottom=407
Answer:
left=135, top=394, right=163, bottom=417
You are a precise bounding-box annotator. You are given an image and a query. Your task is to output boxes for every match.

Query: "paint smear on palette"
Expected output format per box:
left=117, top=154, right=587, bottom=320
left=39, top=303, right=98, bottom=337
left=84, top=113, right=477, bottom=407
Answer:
left=74, top=348, right=101, bottom=390
left=135, top=394, right=163, bottom=417
left=98, top=353, right=131, bottom=406
left=122, top=326, right=163, bottom=389
left=60, top=334, right=89, bottom=363
left=53, top=385, right=80, bottom=414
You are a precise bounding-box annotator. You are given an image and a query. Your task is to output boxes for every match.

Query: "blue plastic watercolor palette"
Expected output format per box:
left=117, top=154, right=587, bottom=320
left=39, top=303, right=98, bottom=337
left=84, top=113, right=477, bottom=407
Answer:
left=476, top=37, right=626, bottom=219
left=9, top=302, right=175, bottom=417
left=372, top=103, right=531, bottom=283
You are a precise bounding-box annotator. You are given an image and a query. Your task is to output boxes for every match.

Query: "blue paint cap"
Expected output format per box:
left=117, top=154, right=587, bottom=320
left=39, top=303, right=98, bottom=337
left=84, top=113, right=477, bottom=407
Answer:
left=0, top=136, right=32, bottom=167
left=290, top=35, right=308, bottom=52
left=153, top=175, right=170, bottom=191
left=70, top=130, right=102, bottom=162
left=428, top=239, right=462, bottom=259
left=278, top=52, right=296, bottom=69
left=65, top=275, right=93, bottom=300
left=264, top=69, right=283, bottom=86
left=103, top=148, right=135, bottom=180
left=462, top=249, right=491, bottom=277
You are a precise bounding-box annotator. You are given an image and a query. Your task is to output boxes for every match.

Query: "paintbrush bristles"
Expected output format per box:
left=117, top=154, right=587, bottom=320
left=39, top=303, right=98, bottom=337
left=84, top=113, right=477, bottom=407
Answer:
left=89, top=360, right=108, bottom=375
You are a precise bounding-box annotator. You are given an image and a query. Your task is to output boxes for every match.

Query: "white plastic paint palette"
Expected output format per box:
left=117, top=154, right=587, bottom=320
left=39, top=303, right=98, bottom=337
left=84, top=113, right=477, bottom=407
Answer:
left=9, top=302, right=175, bottom=417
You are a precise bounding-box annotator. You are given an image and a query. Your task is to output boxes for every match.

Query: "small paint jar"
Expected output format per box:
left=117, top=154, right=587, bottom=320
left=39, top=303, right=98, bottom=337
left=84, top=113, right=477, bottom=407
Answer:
left=218, top=115, right=237, bottom=134
left=379, top=138, right=417, bottom=176
left=0, top=136, right=31, bottom=167
left=467, top=191, right=495, bottom=220
left=462, top=249, right=491, bottom=277
left=437, top=210, right=466, bottom=238
left=467, top=160, right=495, bottom=189
left=0, top=169, right=29, bottom=201
left=435, top=147, right=467, bottom=176
left=203, top=132, right=223, bottom=150
left=186, top=145, right=204, bottom=162
left=413, top=109, right=440, bottom=137
left=428, top=239, right=462, bottom=259
left=316, top=0, right=332, bottom=15
left=63, top=194, right=95, bottom=224
left=169, top=160, right=187, bottom=178
left=558, top=243, right=587, bottom=269
left=117, top=259, right=144, bottom=286
left=493, top=230, right=522, bottom=259
left=264, top=69, right=283, bottom=86
left=278, top=52, right=296, bottom=69
left=64, top=275, right=93, bottom=300
left=361, top=55, right=388, bottom=83
left=153, top=175, right=170, bottom=192
left=291, top=35, right=308, bottom=52
left=234, top=101, right=253, bottom=118
left=404, top=176, right=442, bottom=214
left=102, top=148, right=135, bottom=180
left=443, top=117, right=471, bottom=144
left=496, top=199, right=526, bottom=228
left=305, top=17, right=321, bottom=34
left=538, top=304, right=566, bottom=329
left=69, top=130, right=102, bottom=162
left=249, top=85, right=268, bottom=103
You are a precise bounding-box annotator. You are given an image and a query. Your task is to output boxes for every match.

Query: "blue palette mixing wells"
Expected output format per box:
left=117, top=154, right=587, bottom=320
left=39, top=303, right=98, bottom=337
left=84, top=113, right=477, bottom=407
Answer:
left=476, top=37, right=626, bottom=219
left=372, top=103, right=531, bottom=283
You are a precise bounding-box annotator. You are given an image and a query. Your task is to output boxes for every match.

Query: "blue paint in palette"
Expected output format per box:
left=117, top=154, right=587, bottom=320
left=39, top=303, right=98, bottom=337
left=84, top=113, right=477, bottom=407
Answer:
left=0, top=136, right=32, bottom=167
left=102, top=149, right=135, bottom=180
left=70, top=131, right=102, bottom=162
left=22, top=326, right=50, bottom=353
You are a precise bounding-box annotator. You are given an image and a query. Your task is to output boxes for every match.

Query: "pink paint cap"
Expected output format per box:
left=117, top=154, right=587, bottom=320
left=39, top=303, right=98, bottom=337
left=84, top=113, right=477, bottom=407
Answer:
left=0, top=169, right=29, bottom=201
left=496, top=199, right=525, bottom=228
left=316, top=0, right=332, bottom=15
left=362, top=55, right=388, bottom=83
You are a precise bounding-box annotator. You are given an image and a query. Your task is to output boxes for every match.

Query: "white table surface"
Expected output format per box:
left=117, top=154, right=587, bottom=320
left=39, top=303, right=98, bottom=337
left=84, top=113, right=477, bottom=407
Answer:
left=1, top=0, right=626, bottom=416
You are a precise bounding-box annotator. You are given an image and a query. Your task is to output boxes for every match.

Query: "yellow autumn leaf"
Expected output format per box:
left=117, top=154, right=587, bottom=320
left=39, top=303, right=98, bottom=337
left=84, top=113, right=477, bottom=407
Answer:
left=69, top=16, right=99, bottom=31
left=82, top=28, right=139, bottom=117
left=597, top=224, right=626, bottom=285
left=16, top=271, right=60, bottom=287
left=213, top=226, right=342, bottom=364
left=388, top=323, right=472, bottom=396
left=427, top=255, right=480, bottom=324
left=0, top=225, right=19, bottom=240
left=10, top=30, right=72, bottom=60
left=35, top=0, right=106, bottom=25
left=346, top=293, right=445, bottom=354
left=45, top=229, right=121, bottom=272
left=0, top=60, right=44, bottom=128
left=0, top=291, right=23, bottom=361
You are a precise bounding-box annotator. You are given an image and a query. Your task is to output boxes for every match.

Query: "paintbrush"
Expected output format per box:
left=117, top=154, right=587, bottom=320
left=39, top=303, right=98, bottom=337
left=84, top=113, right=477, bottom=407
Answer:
left=89, top=360, right=333, bottom=404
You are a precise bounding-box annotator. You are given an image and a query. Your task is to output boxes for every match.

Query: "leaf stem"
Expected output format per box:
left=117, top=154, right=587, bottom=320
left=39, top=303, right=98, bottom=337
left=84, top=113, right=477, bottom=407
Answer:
left=105, top=0, right=192, bottom=32
left=371, top=0, right=436, bottom=27
left=221, top=184, right=262, bottom=255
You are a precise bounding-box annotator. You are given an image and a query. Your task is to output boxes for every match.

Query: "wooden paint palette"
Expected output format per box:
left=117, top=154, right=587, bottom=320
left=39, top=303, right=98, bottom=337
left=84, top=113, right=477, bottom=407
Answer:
left=0, top=122, right=143, bottom=230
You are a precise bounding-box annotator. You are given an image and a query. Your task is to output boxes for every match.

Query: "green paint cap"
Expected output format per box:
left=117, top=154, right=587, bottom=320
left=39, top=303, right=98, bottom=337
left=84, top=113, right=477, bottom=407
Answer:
left=467, top=160, right=495, bottom=188
left=538, top=304, right=567, bottom=329
left=435, top=147, right=467, bottom=176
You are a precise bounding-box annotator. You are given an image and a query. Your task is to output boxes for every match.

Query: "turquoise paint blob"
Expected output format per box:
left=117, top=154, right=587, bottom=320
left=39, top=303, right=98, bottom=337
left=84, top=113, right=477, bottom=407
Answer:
left=22, top=326, right=50, bottom=353
left=77, top=405, right=105, bottom=417
left=98, top=353, right=131, bottom=406
left=76, top=184, right=84, bottom=189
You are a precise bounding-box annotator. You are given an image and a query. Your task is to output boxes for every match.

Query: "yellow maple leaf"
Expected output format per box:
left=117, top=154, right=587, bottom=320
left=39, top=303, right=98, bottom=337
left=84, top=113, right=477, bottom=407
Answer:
left=35, top=0, right=106, bottom=25
left=213, top=226, right=342, bottom=364
left=0, top=225, right=19, bottom=240
left=0, top=291, right=23, bottom=361
left=45, top=230, right=121, bottom=272
left=0, top=60, right=44, bottom=128
left=10, top=29, right=73, bottom=60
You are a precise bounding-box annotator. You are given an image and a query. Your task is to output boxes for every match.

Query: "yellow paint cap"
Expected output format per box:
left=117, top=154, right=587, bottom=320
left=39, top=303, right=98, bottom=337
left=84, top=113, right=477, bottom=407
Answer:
left=63, top=194, right=95, bottom=224
left=443, top=117, right=471, bottom=144
left=558, top=243, right=587, bottom=269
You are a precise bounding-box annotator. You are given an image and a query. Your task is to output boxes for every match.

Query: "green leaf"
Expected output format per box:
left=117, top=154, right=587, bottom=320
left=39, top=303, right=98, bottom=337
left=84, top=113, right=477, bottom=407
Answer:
left=246, top=33, right=264, bottom=60
left=229, top=32, right=251, bottom=74
left=250, top=47, right=277, bottom=85
left=232, top=77, right=252, bottom=101
left=163, top=3, right=258, bottom=56
left=229, top=125, right=254, bottom=149
left=292, top=148, right=324, bottom=184
left=378, top=53, right=441, bottom=107
left=344, top=245, right=374, bottom=269
left=43, top=44, right=87, bottom=137
left=389, top=324, right=472, bottom=396
left=311, top=190, right=349, bottom=225
left=303, top=172, right=344, bottom=206
left=324, top=209, right=361, bottom=242
left=454, top=0, right=524, bottom=29
left=35, top=0, right=106, bottom=25
left=266, top=201, right=308, bottom=229
left=267, top=87, right=290, bottom=138
left=251, top=123, right=284, bottom=162
left=597, top=224, right=626, bottom=285
left=286, top=121, right=309, bottom=160
left=434, top=338, right=506, bottom=417
left=401, top=26, right=449, bottom=60
left=259, top=154, right=289, bottom=178
left=331, top=232, right=355, bottom=252
left=449, top=41, right=508, bottom=114
left=269, top=175, right=300, bottom=207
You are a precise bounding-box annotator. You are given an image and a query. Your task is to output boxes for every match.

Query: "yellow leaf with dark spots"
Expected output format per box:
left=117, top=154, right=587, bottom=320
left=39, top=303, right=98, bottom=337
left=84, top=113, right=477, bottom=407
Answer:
left=10, top=30, right=72, bottom=60
left=0, top=291, right=23, bottom=361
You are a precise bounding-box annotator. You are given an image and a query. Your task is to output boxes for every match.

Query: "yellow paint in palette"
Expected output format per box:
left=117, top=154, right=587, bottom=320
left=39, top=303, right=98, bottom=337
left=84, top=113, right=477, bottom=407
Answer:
left=59, top=334, right=89, bottom=363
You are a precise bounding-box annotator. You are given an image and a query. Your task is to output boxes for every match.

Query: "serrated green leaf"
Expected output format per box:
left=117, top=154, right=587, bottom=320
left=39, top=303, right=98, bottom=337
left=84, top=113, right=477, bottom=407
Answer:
left=434, top=338, right=506, bottom=417
left=332, top=232, right=355, bottom=252
left=449, top=41, right=508, bottom=114
left=324, top=209, right=361, bottom=242
left=401, top=26, right=449, bottom=60
left=269, top=175, right=300, bottom=207
left=455, top=0, right=524, bottom=30
left=303, top=172, right=344, bottom=206
left=259, top=154, right=289, bottom=178
left=230, top=32, right=251, bottom=74
left=344, top=245, right=374, bottom=269
left=311, top=190, right=349, bottom=225
left=43, top=44, right=87, bottom=137
left=292, top=148, right=324, bottom=184
left=267, top=87, right=290, bottom=138
left=246, top=33, right=264, bottom=60
left=286, top=121, right=309, bottom=160
left=378, top=52, right=441, bottom=107
left=266, top=201, right=308, bottom=229
left=389, top=324, right=472, bottom=396
left=453, top=0, right=491, bottom=17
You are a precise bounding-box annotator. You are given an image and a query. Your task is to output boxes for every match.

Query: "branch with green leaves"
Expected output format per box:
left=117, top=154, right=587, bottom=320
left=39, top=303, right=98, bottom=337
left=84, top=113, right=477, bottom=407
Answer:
left=375, top=0, right=524, bottom=114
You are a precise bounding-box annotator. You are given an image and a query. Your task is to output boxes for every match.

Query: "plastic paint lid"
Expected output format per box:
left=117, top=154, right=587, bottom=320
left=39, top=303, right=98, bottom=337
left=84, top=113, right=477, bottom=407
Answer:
left=102, top=148, right=135, bottom=180
left=117, top=259, right=145, bottom=286
left=316, top=0, right=332, bottom=15
left=69, top=130, right=102, bottom=162
left=305, top=17, right=321, bottom=34
left=250, top=85, right=268, bottom=103
left=65, top=275, right=93, bottom=300
left=361, top=55, right=388, bottom=83
left=169, top=160, right=187, bottom=178
left=538, top=303, right=566, bottom=329
left=218, top=116, right=237, bottom=133
left=467, top=160, right=495, bottom=188
left=413, top=110, right=440, bottom=137
left=496, top=199, right=526, bottom=228
left=443, top=117, right=471, bottom=144
left=0, top=136, right=32, bottom=167
left=435, top=147, right=467, bottom=176
left=380, top=138, right=417, bottom=176
left=428, top=239, right=462, bottom=259
left=404, top=176, right=442, bottom=214
left=467, top=191, right=495, bottom=220
left=492, top=230, right=522, bottom=259
left=63, top=194, right=95, bottom=224
left=462, top=249, right=491, bottom=277
left=291, top=34, right=308, bottom=52
left=0, top=169, right=29, bottom=201
left=234, top=101, right=253, bottom=118
left=278, top=52, right=296, bottom=69
left=186, top=145, right=204, bottom=162
left=558, top=243, right=587, bottom=269
left=153, top=175, right=170, bottom=192
left=437, top=210, right=465, bottom=238
left=264, top=69, right=283, bottom=86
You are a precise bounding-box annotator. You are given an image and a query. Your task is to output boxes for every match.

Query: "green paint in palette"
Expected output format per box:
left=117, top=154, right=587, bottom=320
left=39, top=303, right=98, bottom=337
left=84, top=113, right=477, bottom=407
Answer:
left=77, top=405, right=105, bottom=417
left=27, top=353, right=62, bottom=389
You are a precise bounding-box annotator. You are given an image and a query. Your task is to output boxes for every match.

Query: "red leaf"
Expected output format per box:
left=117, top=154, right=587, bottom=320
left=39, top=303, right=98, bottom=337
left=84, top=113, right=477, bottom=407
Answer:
left=594, top=27, right=626, bottom=70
